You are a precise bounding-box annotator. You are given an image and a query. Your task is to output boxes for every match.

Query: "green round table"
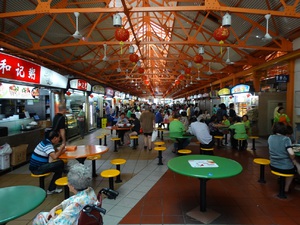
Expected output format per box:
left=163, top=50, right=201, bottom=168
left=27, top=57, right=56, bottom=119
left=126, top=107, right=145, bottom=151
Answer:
left=0, top=185, right=46, bottom=225
left=168, top=155, right=243, bottom=212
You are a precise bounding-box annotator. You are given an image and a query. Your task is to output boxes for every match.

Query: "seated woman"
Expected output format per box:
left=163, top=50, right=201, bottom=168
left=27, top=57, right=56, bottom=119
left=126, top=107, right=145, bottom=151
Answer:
left=208, top=115, right=223, bottom=137
left=269, top=122, right=300, bottom=192
left=242, top=114, right=251, bottom=135
left=229, top=116, right=248, bottom=150
left=32, top=163, right=98, bottom=225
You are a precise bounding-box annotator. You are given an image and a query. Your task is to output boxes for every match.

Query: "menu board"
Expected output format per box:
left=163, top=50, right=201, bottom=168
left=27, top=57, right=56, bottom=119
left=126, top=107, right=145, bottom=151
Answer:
left=188, top=160, right=219, bottom=168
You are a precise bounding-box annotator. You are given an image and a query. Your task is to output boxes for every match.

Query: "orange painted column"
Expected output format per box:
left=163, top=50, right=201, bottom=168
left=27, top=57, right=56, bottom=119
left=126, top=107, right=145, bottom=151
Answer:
left=252, top=71, right=261, bottom=93
left=286, top=60, right=294, bottom=123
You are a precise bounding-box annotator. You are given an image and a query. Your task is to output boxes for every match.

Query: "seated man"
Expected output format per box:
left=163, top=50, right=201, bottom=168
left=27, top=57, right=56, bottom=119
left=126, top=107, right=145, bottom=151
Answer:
left=116, top=112, right=129, bottom=145
left=125, top=114, right=141, bottom=147
left=169, top=113, right=190, bottom=153
left=29, top=130, right=66, bottom=195
left=188, top=117, right=214, bottom=150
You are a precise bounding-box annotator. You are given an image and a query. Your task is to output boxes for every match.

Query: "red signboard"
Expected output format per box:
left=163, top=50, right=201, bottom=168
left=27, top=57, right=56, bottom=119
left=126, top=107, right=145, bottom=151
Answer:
left=0, top=53, right=41, bottom=84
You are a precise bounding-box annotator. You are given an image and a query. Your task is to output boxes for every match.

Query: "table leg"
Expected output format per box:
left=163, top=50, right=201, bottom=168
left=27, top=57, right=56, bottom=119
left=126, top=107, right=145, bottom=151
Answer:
left=199, top=178, right=208, bottom=212
left=92, top=160, right=97, bottom=177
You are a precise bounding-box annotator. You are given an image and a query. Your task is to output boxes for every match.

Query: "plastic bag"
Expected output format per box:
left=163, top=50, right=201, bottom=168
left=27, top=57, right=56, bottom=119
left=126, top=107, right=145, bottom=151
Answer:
left=151, top=130, right=158, bottom=142
left=0, top=143, right=12, bottom=155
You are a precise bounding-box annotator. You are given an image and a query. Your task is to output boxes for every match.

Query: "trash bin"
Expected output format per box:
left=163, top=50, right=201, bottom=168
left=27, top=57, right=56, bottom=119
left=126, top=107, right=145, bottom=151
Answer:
left=0, top=143, right=12, bottom=170
left=102, top=118, right=107, bottom=128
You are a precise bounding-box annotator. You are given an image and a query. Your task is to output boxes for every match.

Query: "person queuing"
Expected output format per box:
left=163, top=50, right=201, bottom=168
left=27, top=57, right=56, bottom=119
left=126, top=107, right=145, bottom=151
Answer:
left=29, top=130, right=66, bottom=195
left=32, top=163, right=98, bottom=225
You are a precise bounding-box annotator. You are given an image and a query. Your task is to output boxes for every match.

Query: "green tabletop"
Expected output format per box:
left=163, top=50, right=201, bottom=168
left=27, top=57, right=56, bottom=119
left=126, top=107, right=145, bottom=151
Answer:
left=168, top=155, right=243, bottom=179
left=0, top=185, right=46, bottom=224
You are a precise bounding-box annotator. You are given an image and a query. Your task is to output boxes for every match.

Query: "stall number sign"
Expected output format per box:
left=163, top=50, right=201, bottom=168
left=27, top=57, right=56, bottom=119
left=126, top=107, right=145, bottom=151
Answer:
left=0, top=53, right=41, bottom=84
left=275, top=75, right=289, bottom=83
left=69, top=79, right=91, bottom=91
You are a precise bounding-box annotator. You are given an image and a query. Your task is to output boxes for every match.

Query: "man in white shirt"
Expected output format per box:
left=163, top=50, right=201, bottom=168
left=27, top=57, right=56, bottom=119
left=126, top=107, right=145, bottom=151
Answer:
left=188, top=117, right=214, bottom=154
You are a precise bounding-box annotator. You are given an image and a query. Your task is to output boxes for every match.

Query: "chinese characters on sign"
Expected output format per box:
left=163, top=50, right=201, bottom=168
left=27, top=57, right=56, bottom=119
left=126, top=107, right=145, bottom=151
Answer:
left=0, top=53, right=40, bottom=84
left=275, top=74, right=289, bottom=83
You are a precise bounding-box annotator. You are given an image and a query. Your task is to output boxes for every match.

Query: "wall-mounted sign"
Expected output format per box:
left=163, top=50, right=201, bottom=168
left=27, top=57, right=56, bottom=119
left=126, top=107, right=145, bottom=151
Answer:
left=218, top=88, right=231, bottom=96
left=0, top=53, right=67, bottom=88
left=69, top=79, right=91, bottom=91
left=105, top=87, right=114, bottom=97
left=0, top=82, right=38, bottom=99
left=92, top=85, right=105, bottom=94
left=275, top=74, right=289, bottom=83
left=231, top=84, right=250, bottom=94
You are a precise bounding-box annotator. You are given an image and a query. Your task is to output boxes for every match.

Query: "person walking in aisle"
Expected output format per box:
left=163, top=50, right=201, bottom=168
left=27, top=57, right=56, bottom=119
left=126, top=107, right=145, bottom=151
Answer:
left=140, top=105, right=155, bottom=151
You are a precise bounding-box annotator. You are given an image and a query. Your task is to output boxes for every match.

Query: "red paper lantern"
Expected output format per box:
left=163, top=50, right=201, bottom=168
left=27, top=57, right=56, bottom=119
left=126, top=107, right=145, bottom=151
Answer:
left=247, top=93, right=251, bottom=98
left=193, top=54, right=203, bottom=64
left=89, top=94, right=94, bottom=98
left=115, top=27, right=129, bottom=42
left=213, top=26, right=230, bottom=42
left=129, top=53, right=139, bottom=63
left=178, top=75, right=185, bottom=81
left=175, top=80, right=180, bottom=85
left=185, top=67, right=191, bottom=75
left=138, top=67, right=145, bottom=74
left=144, top=80, right=150, bottom=85
left=229, top=96, right=233, bottom=99
left=66, top=91, right=71, bottom=96
left=142, top=75, right=148, bottom=80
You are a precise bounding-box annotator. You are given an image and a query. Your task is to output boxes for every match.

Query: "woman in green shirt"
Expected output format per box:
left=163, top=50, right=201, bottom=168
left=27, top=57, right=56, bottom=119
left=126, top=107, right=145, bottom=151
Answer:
left=229, top=117, right=248, bottom=150
left=242, top=114, right=251, bottom=135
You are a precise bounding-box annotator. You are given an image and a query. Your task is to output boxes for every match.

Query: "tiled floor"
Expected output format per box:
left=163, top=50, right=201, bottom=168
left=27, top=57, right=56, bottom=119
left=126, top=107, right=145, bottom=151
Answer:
left=1, top=129, right=300, bottom=225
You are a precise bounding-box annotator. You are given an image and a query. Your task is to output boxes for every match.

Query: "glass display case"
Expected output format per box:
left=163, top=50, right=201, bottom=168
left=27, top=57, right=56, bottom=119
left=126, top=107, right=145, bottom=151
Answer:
left=65, top=113, right=79, bottom=139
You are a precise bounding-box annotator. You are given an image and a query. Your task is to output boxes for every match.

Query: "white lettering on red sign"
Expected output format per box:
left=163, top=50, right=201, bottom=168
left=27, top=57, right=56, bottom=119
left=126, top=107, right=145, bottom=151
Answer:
left=16, top=63, right=25, bottom=78
left=77, top=80, right=87, bottom=90
left=0, top=59, right=12, bottom=74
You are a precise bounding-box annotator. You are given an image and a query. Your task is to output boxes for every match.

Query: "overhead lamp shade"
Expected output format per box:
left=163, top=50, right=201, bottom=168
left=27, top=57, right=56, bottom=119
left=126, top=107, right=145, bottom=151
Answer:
left=136, top=61, right=141, bottom=67
left=198, top=46, right=205, bottom=54
left=222, top=12, right=231, bottom=27
left=129, top=45, right=134, bottom=54
left=188, top=62, right=192, bottom=68
left=113, top=14, right=122, bottom=27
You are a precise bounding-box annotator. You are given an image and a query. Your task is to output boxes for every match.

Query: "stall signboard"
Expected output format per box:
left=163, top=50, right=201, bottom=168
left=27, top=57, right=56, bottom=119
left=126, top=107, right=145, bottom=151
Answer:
left=231, top=84, right=250, bottom=94
left=0, top=52, right=67, bottom=88
left=105, top=87, right=114, bottom=97
left=115, top=91, right=120, bottom=98
left=69, top=79, right=91, bottom=91
left=92, top=85, right=105, bottom=94
left=218, top=88, right=231, bottom=96
left=0, top=82, right=38, bottom=99
left=120, top=92, right=125, bottom=99
left=275, top=74, right=289, bottom=83
left=202, top=93, right=209, bottom=98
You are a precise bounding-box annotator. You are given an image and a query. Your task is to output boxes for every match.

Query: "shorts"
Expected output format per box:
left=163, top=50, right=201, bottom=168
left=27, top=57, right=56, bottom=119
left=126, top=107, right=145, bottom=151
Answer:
left=270, top=165, right=297, bottom=174
left=143, top=132, right=153, bottom=137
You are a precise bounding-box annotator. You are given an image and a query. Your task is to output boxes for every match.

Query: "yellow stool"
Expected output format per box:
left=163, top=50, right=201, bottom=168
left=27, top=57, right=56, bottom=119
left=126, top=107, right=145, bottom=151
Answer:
left=237, top=138, right=246, bottom=151
left=110, top=158, right=127, bottom=183
left=55, top=177, right=69, bottom=199
left=130, top=135, right=139, bottom=149
left=111, top=137, right=121, bottom=152
left=154, top=141, right=165, bottom=147
left=87, top=154, right=101, bottom=177
left=271, top=170, right=294, bottom=199
left=153, top=146, right=167, bottom=165
left=249, top=136, right=259, bottom=150
left=177, top=149, right=192, bottom=155
left=96, top=135, right=104, bottom=145
left=101, top=169, right=120, bottom=192
left=200, top=147, right=214, bottom=155
left=253, top=158, right=270, bottom=183
left=31, top=172, right=51, bottom=190
left=214, top=136, right=223, bottom=147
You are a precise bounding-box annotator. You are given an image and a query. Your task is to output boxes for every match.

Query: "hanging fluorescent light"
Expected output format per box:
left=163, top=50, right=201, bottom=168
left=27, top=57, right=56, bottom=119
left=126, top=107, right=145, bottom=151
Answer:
left=198, top=46, right=205, bottom=54
left=113, top=14, right=122, bottom=27
left=222, top=12, right=231, bottom=27
left=129, top=45, right=134, bottom=54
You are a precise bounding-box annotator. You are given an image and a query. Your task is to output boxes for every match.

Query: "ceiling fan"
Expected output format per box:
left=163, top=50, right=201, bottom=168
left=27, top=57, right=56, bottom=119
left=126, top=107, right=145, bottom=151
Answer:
left=262, top=14, right=272, bottom=42
left=225, top=47, right=235, bottom=65
left=72, top=12, right=83, bottom=40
